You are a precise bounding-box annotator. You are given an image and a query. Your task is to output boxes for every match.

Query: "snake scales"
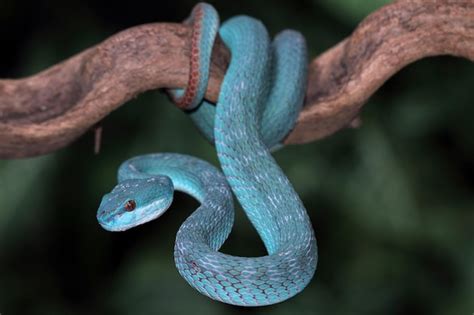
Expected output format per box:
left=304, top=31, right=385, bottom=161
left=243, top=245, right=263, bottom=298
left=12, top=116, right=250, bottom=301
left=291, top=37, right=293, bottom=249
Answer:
left=97, top=3, right=317, bottom=306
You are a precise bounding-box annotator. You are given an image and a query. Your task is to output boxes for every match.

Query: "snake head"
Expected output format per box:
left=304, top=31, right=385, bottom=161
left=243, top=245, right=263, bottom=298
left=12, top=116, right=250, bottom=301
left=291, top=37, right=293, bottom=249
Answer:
left=97, top=176, right=173, bottom=232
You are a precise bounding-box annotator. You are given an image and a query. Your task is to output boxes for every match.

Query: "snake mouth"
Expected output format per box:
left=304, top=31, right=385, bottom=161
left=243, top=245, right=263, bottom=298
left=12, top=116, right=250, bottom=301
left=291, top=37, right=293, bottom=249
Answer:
left=97, top=211, right=165, bottom=232
left=97, top=218, right=134, bottom=232
left=96, top=211, right=123, bottom=232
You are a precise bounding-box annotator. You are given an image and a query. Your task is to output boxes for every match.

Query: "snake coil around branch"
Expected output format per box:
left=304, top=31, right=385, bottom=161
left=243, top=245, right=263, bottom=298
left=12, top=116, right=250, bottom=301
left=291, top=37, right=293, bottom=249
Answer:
left=0, top=0, right=473, bottom=158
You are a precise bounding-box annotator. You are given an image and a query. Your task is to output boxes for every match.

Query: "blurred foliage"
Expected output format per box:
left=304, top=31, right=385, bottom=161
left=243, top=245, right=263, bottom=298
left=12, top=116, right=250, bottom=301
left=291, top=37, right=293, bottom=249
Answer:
left=318, top=0, right=390, bottom=24
left=1, top=0, right=473, bottom=314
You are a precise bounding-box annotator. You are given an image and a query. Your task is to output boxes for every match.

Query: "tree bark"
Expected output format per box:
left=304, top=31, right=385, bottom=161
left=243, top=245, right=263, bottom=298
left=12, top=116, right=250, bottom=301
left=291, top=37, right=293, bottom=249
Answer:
left=0, top=0, right=473, bottom=158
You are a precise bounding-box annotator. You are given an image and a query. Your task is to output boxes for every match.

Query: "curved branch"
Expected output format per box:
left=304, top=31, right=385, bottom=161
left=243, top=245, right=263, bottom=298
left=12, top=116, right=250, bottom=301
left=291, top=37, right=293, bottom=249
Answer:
left=0, top=0, right=473, bottom=158
left=286, top=0, right=474, bottom=144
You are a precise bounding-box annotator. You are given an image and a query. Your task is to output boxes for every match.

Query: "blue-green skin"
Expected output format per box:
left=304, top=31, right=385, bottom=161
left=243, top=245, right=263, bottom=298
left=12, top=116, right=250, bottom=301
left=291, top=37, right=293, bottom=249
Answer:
left=97, top=3, right=317, bottom=307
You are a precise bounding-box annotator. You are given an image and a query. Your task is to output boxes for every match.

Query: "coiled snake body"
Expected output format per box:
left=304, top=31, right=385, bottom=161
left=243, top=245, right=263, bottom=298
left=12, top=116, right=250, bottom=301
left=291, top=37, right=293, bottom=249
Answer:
left=97, top=3, right=317, bottom=306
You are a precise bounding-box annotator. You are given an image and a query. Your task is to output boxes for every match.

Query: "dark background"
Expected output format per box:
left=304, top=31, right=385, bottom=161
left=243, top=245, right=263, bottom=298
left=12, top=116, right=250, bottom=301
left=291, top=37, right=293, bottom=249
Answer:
left=0, top=0, right=473, bottom=314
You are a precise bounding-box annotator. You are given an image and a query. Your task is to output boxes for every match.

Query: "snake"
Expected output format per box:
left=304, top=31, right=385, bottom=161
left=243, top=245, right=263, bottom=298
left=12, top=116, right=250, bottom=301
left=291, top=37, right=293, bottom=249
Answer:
left=97, top=3, right=317, bottom=307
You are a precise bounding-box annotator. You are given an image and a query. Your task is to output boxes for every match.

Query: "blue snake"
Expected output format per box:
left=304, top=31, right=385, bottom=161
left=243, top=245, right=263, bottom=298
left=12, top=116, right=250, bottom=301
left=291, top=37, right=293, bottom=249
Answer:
left=97, top=3, right=317, bottom=306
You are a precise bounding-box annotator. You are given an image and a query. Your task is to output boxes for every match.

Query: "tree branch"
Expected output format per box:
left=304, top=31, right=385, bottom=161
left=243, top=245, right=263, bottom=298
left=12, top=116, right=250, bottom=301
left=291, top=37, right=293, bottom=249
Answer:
left=1, top=0, right=473, bottom=158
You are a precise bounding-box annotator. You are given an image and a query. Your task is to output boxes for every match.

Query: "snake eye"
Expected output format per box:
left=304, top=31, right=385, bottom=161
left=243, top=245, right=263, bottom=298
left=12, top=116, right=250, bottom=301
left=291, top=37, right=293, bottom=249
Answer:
left=124, top=200, right=136, bottom=212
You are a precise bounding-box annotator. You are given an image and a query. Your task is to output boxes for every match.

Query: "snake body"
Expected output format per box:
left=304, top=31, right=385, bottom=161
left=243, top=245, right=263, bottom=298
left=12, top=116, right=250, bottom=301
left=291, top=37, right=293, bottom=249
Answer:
left=97, top=3, right=317, bottom=306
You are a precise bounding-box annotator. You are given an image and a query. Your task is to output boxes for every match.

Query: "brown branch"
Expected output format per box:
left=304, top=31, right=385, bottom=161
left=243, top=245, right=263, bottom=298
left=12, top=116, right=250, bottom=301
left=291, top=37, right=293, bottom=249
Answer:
left=1, top=0, right=473, bottom=158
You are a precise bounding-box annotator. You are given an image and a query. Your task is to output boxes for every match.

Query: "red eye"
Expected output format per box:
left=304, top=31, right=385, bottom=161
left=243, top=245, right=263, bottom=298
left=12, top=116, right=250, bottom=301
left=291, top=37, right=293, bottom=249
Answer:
left=124, top=200, right=136, bottom=212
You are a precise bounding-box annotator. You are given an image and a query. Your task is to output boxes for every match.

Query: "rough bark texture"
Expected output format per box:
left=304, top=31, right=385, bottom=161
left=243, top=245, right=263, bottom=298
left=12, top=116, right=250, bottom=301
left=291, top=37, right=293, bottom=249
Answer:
left=0, top=0, right=473, bottom=158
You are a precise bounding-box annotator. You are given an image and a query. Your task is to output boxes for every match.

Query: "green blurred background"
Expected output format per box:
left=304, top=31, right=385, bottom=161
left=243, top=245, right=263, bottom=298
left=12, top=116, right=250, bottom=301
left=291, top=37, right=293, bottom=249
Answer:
left=1, top=0, right=473, bottom=314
